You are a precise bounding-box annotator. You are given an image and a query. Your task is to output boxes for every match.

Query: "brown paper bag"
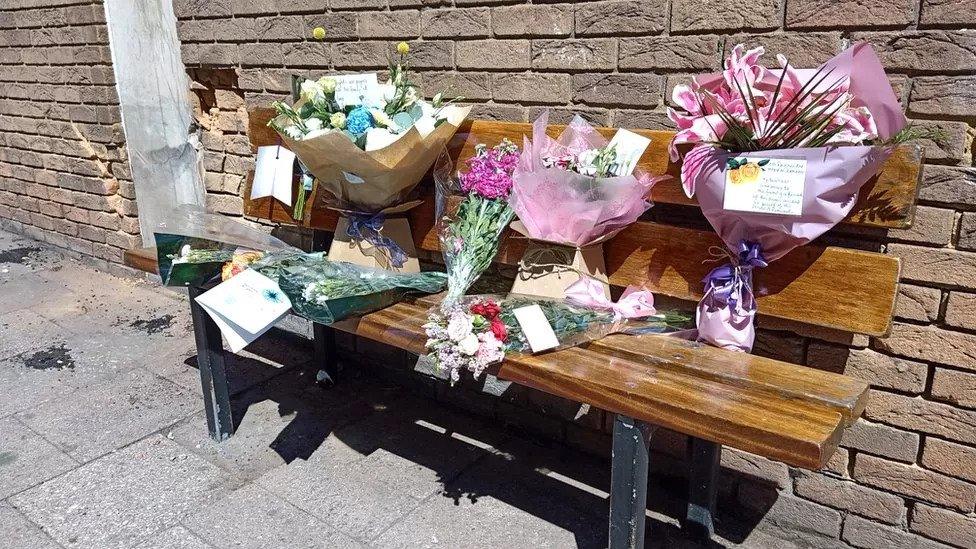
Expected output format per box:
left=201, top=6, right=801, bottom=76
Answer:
left=509, top=221, right=617, bottom=299
left=326, top=201, right=423, bottom=273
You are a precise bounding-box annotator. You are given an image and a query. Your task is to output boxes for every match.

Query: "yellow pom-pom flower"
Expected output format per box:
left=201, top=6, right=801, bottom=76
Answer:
left=396, top=41, right=410, bottom=55
left=311, top=27, right=326, bottom=40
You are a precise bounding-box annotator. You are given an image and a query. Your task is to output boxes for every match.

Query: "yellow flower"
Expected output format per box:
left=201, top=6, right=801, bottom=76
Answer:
left=311, top=27, right=326, bottom=40
left=739, top=162, right=762, bottom=183
left=396, top=41, right=410, bottom=55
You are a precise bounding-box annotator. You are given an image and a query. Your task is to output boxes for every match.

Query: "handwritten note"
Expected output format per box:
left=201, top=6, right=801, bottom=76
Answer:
left=723, top=157, right=806, bottom=216
left=334, top=73, right=380, bottom=108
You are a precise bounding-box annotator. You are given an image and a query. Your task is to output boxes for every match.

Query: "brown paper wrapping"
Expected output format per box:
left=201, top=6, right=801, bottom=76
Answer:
left=508, top=221, right=615, bottom=299
left=273, top=105, right=472, bottom=213
left=326, top=200, right=422, bottom=272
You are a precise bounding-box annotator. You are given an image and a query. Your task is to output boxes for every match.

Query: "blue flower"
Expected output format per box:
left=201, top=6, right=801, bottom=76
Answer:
left=346, top=107, right=374, bottom=135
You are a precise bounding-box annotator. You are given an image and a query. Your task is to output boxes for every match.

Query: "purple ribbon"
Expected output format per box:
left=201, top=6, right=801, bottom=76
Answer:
left=346, top=213, right=407, bottom=268
left=702, top=241, right=767, bottom=310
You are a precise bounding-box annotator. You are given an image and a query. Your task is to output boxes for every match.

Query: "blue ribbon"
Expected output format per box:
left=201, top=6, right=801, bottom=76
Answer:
left=702, top=241, right=767, bottom=310
left=345, top=213, right=407, bottom=268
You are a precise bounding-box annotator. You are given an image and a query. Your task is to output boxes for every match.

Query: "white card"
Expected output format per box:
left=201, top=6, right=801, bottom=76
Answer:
left=512, top=304, right=560, bottom=353
left=607, top=129, right=652, bottom=177
left=194, top=269, right=292, bottom=352
left=723, top=157, right=806, bottom=216
left=334, top=73, right=380, bottom=108
left=250, top=146, right=295, bottom=206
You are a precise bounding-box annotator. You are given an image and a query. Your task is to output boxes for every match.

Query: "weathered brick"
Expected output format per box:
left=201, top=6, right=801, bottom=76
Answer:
left=575, top=0, right=666, bottom=37
left=920, top=0, right=976, bottom=27
left=912, top=504, right=976, bottom=548
left=794, top=472, right=904, bottom=524
left=889, top=243, right=976, bottom=289
left=946, top=292, right=976, bottom=331
left=301, top=13, right=358, bottom=40
left=727, top=32, right=843, bottom=67
left=811, top=344, right=928, bottom=393
left=787, top=0, right=914, bottom=28
left=894, top=283, right=943, bottom=322
left=402, top=41, right=454, bottom=70
left=571, top=73, right=662, bottom=108
left=854, top=453, right=976, bottom=511
left=910, top=77, right=976, bottom=118
left=824, top=446, right=850, bottom=477
left=866, top=390, right=976, bottom=445
left=281, top=42, right=330, bottom=68
left=356, top=10, right=419, bottom=39
left=721, top=447, right=790, bottom=488
left=931, top=368, right=976, bottom=409
left=874, top=322, right=976, bottom=368
left=618, top=35, right=719, bottom=71
left=420, top=8, right=489, bottom=38
left=527, top=106, right=610, bottom=127
left=206, top=193, right=244, bottom=215
left=531, top=39, right=617, bottom=71
left=492, top=5, right=573, bottom=38
left=331, top=41, right=387, bottom=68
left=456, top=40, right=530, bottom=70
left=922, top=437, right=976, bottom=484
left=468, top=103, right=527, bottom=122
left=419, top=71, right=490, bottom=101
left=673, top=0, right=779, bottom=33
left=889, top=206, right=956, bottom=246
left=753, top=330, right=806, bottom=364
left=853, top=31, right=976, bottom=73
left=962, top=214, right=976, bottom=252
left=756, top=493, right=843, bottom=540
left=491, top=73, right=570, bottom=104
left=919, top=166, right=976, bottom=209
left=843, top=515, right=952, bottom=549
left=843, top=419, right=920, bottom=462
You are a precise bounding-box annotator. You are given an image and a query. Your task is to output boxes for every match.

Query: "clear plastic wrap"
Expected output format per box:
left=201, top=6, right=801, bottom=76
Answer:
left=253, top=252, right=447, bottom=324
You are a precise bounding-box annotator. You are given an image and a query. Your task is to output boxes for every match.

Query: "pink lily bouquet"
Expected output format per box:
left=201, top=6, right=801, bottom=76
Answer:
left=668, top=42, right=913, bottom=352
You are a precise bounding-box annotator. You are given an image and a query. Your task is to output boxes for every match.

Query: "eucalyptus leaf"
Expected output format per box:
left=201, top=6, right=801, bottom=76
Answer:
left=409, top=104, right=424, bottom=121
left=393, top=112, right=414, bottom=130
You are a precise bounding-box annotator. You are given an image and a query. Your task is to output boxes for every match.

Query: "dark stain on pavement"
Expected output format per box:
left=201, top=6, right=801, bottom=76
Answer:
left=0, top=451, right=16, bottom=466
left=21, top=344, right=75, bottom=370
left=0, top=246, right=41, bottom=264
left=130, top=314, right=175, bottom=335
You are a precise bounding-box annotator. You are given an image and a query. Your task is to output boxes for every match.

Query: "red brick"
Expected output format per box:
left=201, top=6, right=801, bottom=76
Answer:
left=874, top=323, right=976, bottom=369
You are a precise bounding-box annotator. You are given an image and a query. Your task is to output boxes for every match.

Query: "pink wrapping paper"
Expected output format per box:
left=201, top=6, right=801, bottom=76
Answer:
left=686, top=43, right=906, bottom=352
left=509, top=111, right=656, bottom=247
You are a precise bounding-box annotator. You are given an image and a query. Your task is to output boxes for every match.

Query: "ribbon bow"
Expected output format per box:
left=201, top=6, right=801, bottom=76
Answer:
left=702, top=241, right=767, bottom=310
left=565, top=276, right=657, bottom=320
left=345, top=213, right=407, bottom=268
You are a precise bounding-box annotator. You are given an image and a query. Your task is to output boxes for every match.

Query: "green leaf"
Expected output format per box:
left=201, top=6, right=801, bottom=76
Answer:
left=757, top=159, right=770, bottom=166
left=409, top=104, right=424, bottom=121
left=393, top=112, right=414, bottom=130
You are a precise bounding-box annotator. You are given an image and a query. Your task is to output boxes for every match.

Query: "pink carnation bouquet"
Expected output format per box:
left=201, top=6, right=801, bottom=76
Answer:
left=668, top=42, right=913, bottom=351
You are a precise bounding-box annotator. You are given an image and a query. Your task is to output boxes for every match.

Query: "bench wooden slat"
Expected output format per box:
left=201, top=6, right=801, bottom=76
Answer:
left=244, top=111, right=922, bottom=230
left=351, top=300, right=849, bottom=469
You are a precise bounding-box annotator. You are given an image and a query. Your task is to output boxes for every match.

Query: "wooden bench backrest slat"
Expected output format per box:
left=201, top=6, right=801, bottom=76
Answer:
left=245, top=111, right=923, bottom=230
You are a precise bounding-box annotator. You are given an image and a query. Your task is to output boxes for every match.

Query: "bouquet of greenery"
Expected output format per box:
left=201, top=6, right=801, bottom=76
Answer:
left=424, top=290, right=691, bottom=384
left=253, top=252, right=447, bottom=325
left=434, top=139, right=520, bottom=308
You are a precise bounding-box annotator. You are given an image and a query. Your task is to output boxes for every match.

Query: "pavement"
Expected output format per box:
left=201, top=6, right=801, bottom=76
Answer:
left=0, top=229, right=796, bottom=549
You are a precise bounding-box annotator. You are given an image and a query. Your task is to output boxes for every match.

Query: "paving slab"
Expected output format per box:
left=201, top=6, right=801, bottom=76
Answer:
left=184, top=483, right=363, bottom=548
left=0, top=416, right=78, bottom=499
left=0, top=502, right=62, bottom=549
left=0, top=308, right=66, bottom=360
left=0, top=351, right=82, bottom=418
left=133, top=525, right=214, bottom=549
left=15, top=367, right=199, bottom=462
left=9, top=435, right=234, bottom=549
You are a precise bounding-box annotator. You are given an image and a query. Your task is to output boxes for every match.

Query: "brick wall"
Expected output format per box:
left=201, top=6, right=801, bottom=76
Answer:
left=0, top=0, right=139, bottom=270
left=1, top=0, right=974, bottom=546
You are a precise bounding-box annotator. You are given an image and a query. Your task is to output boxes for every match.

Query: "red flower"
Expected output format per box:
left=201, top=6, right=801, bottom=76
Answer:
left=490, top=318, right=507, bottom=342
left=470, top=300, right=501, bottom=320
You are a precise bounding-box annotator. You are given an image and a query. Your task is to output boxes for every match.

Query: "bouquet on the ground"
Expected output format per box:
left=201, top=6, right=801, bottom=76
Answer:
left=268, top=41, right=471, bottom=250
left=667, top=42, right=916, bottom=351
left=433, top=139, right=520, bottom=308
left=509, top=111, right=658, bottom=248
left=424, top=277, right=691, bottom=384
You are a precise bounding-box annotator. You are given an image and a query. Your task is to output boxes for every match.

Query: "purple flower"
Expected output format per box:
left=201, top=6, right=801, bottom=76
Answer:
left=459, top=139, right=520, bottom=200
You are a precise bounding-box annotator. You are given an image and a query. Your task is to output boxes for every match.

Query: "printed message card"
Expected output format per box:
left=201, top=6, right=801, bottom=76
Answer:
left=195, top=269, right=292, bottom=352
left=723, top=157, right=807, bottom=216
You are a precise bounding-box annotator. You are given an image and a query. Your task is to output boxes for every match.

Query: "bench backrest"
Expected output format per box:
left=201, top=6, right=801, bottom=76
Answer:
left=242, top=110, right=923, bottom=339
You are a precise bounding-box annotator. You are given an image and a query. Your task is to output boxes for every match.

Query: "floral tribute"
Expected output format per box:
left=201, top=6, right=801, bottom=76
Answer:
left=667, top=42, right=922, bottom=352
left=436, top=139, right=520, bottom=307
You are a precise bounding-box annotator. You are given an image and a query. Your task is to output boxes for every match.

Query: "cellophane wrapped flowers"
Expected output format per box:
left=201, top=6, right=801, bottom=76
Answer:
left=434, top=139, right=520, bottom=308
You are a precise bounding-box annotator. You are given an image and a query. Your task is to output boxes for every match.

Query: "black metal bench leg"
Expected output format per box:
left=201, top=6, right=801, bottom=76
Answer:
left=685, top=437, right=722, bottom=539
left=609, top=414, right=654, bottom=549
left=188, top=285, right=234, bottom=441
left=312, top=323, right=338, bottom=387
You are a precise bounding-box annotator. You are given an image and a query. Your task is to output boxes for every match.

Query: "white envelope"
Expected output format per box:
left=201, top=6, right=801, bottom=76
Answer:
left=250, top=145, right=296, bottom=206
left=194, top=269, right=292, bottom=352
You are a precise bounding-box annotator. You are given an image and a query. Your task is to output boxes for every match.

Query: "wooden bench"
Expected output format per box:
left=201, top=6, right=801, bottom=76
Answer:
left=124, top=114, right=922, bottom=548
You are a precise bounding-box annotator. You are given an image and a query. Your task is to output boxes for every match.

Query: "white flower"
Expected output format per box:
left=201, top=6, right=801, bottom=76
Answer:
left=283, top=125, right=304, bottom=140
left=305, top=118, right=324, bottom=131
left=446, top=312, right=472, bottom=342
left=459, top=333, right=480, bottom=356
left=370, top=108, right=392, bottom=129
left=299, top=80, right=324, bottom=104
left=318, top=76, right=337, bottom=94
left=179, top=244, right=191, bottom=257
left=575, top=149, right=600, bottom=176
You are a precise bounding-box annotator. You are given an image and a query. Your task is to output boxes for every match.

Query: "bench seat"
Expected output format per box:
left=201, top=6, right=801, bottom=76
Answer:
left=124, top=246, right=867, bottom=470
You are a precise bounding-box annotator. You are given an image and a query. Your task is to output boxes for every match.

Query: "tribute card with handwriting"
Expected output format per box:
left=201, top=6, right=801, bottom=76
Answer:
left=723, top=157, right=806, bottom=216
left=334, top=73, right=380, bottom=108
